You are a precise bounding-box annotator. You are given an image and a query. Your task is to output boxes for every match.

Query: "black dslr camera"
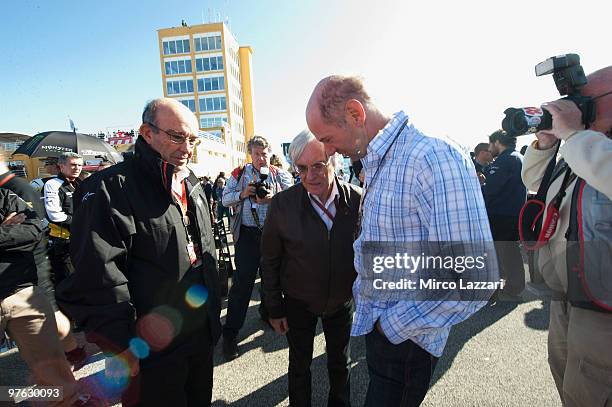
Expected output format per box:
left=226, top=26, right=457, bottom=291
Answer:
left=502, top=54, right=596, bottom=137
left=251, top=166, right=271, bottom=199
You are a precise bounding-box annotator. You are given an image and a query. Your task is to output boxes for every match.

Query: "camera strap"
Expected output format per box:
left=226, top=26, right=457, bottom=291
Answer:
left=534, top=142, right=562, bottom=203
left=519, top=142, right=565, bottom=249
left=250, top=206, right=262, bottom=229
left=249, top=167, right=264, bottom=229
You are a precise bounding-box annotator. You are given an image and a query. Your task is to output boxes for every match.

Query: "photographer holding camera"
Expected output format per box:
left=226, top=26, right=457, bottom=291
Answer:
left=221, top=135, right=293, bottom=360
left=521, top=64, right=612, bottom=407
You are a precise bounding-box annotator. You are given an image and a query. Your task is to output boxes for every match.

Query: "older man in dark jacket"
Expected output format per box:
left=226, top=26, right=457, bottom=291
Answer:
left=261, top=130, right=361, bottom=407
left=57, top=98, right=221, bottom=407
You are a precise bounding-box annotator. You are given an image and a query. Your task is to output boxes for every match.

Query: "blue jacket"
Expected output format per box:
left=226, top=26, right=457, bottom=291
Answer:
left=482, top=148, right=526, bottom=217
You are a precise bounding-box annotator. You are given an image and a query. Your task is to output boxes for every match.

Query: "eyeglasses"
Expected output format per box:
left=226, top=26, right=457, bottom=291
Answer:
left=146, top=122, right=200, bottom=146
left=295, top=157, right=331, bottom=176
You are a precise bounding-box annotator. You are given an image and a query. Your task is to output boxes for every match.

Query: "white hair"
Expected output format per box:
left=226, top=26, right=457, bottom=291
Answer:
left=288, top=129, right=341, bottom=168
left=58, top=152, right=82, bottom=165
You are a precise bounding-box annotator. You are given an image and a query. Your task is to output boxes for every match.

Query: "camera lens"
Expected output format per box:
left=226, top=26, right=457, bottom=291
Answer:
left=502, top=107, right=552, bottom=137
left=256, top=184, right=269, bottom=199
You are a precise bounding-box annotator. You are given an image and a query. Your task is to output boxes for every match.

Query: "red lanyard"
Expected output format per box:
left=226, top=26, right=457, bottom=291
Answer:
left=312, top=196, right=336, bottom=222
left=173, top=181, right=188, bottom=217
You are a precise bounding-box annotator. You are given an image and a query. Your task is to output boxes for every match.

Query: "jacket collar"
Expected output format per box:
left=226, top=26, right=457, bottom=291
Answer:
left=57, top=172, right=80, bottom=188
left=134, top=137, right=202, bottom=197
left=497, top=147, right=515, bottom=159
left=134, top=136, right=179, bottom=195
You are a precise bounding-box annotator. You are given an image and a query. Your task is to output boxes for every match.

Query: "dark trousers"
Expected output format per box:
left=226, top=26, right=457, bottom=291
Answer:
left=49, top=238, right=74, bottom=285
left=364, top=329, right=438, bottom=407
left=122, top=326, right=213, bottom=407
left=488, top=215, right=525, bottom=295
left=285, top=299, right=352, bottom=407
left=223, top=226, right=266, bottom=339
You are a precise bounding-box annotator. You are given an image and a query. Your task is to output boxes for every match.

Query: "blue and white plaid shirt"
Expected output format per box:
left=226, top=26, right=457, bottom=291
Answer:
left=352, top=111, right=497, bottom=357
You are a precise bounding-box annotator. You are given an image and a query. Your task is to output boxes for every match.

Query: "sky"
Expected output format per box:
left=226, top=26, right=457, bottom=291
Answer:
left=2, top=0, right=610, bottom=153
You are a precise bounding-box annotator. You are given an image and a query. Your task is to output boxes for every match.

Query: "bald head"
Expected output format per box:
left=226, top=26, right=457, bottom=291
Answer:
left=139, top=98, right=199, bottom=171
left=306, top=75, right=372, bottom=127
left=305, top=75, right=391, bottom=160
left=583, top=66, right=612, bottom=135
left=142, top=98, right=198, bottom=129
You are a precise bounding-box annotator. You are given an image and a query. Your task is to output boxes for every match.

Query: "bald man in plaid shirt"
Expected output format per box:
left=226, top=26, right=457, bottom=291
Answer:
left=306, top=75, right=498, bottom=407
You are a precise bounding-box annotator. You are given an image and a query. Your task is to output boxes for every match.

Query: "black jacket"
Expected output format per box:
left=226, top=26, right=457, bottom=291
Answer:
left=56, top=137, right=222, bottom=353
left=0, top=174, right=47, bottom=300
left=483, top=148, right=527, bottom=217
left=1, top=172, right=57, bottom=309
left=261, top=179, right=361, bottom=317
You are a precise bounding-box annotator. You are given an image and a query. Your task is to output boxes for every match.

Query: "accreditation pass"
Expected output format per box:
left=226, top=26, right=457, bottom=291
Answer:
left=0, top=386, right=63, bottom=403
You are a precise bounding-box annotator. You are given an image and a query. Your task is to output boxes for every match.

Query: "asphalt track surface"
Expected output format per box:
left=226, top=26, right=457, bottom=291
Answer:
left=0, top=285, right=561, bottom=407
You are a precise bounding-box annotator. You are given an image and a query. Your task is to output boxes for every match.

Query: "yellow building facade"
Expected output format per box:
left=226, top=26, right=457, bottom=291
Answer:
left=157, top=22, right=255, bottom=176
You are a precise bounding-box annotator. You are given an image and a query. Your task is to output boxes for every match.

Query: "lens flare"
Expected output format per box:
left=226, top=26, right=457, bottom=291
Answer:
left=136, top=307, right=181, bottom=352
left=185, top=284, right=208, bottom=308
left=101, top=354, right=131, bottom=391
left=129, top=337, right=150, bottom=360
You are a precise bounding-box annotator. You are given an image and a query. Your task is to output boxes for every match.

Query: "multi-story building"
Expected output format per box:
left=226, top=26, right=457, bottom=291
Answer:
left=157, top=22, right=255, bottom=176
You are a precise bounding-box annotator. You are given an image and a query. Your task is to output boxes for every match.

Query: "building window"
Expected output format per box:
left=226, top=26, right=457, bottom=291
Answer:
left=194, top=35, right=222, bottom=52
left=162, top=39, right=191, bottom=56
left=166, top=79, right=194, bottom=95
left=180, top=99, right=196, bottom=112
left=195, top=56, right=224, bottom=72
left=198, top=96, right=227, bottom=112
left=200, top=116, right=228, bottom=128
left=197, top=76, right=225, bottom=92
left=165, top=59, right=192, bottom=75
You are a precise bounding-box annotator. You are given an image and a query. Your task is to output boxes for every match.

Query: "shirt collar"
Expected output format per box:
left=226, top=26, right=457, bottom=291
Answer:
left=362, top=111, right=409, bottom=172
left=308, top=177, right=339, bottom=208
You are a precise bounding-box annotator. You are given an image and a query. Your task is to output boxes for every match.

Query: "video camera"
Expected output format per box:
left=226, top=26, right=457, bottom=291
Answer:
left=502, top=54, right=596, bottom=137
left=250, top=166, right=271, bottom=199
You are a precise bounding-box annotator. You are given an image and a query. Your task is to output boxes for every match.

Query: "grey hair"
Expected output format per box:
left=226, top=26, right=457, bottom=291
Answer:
left=142, top=98, right=191, bottom=125
left=247, top=135, right=271, bottom=153
left=58, top=152, right=82, bottom=165
left=288, top=129, right=341, bottom=168
left=142, top=99, right=164, bottom=125
left=288, top=129, right=316, bottom=164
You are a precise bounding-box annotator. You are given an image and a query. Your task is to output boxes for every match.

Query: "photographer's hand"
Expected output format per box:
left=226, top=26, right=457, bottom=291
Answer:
left=240, top=184, right=256, bottom=200
left=256, top=191, right=273, bottom=205
left=541, top=99, right=585, bottom=141
left=534, top=131, right=559, bottom=150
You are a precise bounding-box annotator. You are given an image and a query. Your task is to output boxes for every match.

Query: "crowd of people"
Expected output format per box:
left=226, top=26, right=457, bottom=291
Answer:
left=1, top=66, right=611, bottom=407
